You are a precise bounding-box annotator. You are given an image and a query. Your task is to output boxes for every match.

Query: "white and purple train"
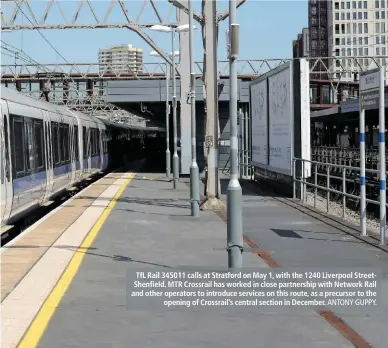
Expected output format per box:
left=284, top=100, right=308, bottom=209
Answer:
left=0, top=86, right=110, bottom=229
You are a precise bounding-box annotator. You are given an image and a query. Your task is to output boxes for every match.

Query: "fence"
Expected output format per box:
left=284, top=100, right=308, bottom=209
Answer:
left=293, top=157, right=387, bottom=244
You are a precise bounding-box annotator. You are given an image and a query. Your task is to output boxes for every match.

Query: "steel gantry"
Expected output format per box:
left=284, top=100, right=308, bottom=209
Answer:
left=0, top=0, right=248, bottom=185
left=3, top=0, right=388, bottom=188
left=1, top=0, right=180, bottom=69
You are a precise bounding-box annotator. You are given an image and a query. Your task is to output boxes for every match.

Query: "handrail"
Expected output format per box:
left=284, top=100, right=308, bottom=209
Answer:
left=292, top=157, right=387, bottom=245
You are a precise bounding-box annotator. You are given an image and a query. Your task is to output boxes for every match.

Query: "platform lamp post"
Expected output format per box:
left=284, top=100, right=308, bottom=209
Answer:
left=227, top=0, right=243, bottom=268
left=188, top=0, right=200, bottom=217
left=149, top=50, right=180, bottom=178
left=150, top=24, right=192, bottom=189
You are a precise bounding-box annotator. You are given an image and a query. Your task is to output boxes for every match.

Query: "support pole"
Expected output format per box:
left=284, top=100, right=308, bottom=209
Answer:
left=201, top=0, right=222, bottom=210
left=244, top=104, right=249, bottom=177
left=227, top=0, right=243, bottom=268
left=166, top=63, right=171, bottom=177
left=359, top=99, right=367, bottom=236
left=172, top=29, right=179, bottom=189
left=177, top=3, right=191, bottom=175
left=238, top=107, right=243, bottom=177
left=379, top=66, right=386, bottom=245
left=188, top=0, right=200, bottom=217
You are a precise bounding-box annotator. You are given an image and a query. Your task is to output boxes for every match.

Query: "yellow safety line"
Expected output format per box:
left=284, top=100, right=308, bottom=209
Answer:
left=18, top=172, right=137, bottom=348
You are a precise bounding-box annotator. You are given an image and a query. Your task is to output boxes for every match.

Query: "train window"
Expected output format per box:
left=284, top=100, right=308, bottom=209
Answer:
left=95, top=130, right=98, bottom=154
left=94, top=129, right=98, bottom=155
left=4, top=115, right=10, bottom=181
left=34, top=120, right=44, bottom=169
left=13, top=117, right=25, bottom=175
left=90, top=129, right=94, bottom=156
left=96, top=129, right=100, bottom=154
left=24, top=120, right=32, bottom=172
left=98, top=130, right=101, bottom=153
left=88, top=128, right=91, bottom=157
left=87, top=128, right=91, bottom=157
left=83, top=126, right=87, bottom=158
left=63, top=124, right=70, bottom=162
left=59, top=124, right=64, bottom=163
left=52, top=122, right=60, bottom=165
left=101, top=130, right=104, bottom=152
left=45, top=125, right=51, bottom=168
left=92, top=128, right=95, bottom=156
left=51, top=122, right=55, bottom=163
left=74, top=125, right=79, bottom=161
left=102, top=130, right=106, bottom=153
left=66, top=125, right=70, bottom=162
left=92, top=129, right=95, bottom=155
left=62, top=125, right=66, bottom=162
left=95, top=130, right=98, bottom=155
left=91, top=128, right=96, bottom=156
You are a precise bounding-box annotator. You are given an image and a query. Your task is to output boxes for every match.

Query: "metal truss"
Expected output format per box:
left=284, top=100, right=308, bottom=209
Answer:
left=2, top=56, right=388, bottom=81
left=7, top=74, right=152, bottom=126
left=2, top=56, right=388, bottom=116
left=0, top=0, right=182, bottom=67
left=1, top=0, right=178, bottom=29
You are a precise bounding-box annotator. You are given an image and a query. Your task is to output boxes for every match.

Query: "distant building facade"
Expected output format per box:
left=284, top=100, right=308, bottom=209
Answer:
left=98, top=44, right=143, bottom=74
left=327, top=0, right=388, bottom=81
left=293, top=28, right=310, bottom=58
left=301, top=1, right=388, bottom=82
left=308, top=0, right=329, bottom=79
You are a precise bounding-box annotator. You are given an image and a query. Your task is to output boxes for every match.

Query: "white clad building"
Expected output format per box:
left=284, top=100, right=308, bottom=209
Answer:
left=99, top=44, right=143, bottom=74
left=328, top=0, right=388, bottom=81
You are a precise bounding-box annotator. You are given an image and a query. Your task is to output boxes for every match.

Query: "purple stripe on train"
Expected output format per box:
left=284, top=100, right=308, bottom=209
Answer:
left=53, top=163, right=72, bottom=177
left=13, top=171, right=47, bottom=195
left=91, top=155, right=101, bottom=169
left=12, top=155, right=108, bottom=196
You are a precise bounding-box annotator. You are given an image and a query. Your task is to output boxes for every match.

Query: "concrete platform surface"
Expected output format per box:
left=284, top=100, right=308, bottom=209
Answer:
left=6, top=173, right=388, bottom=348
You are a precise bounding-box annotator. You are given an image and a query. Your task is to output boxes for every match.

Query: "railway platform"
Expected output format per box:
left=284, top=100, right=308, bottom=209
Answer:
left=1, top=170, right=388, bottom=348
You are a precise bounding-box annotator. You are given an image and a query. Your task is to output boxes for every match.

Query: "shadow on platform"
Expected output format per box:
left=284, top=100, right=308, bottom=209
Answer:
left=202, top=178, right=288, bottom=198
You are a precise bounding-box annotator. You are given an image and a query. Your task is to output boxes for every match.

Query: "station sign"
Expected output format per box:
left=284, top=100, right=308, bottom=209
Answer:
left=360, top=68, right=380, bottom=110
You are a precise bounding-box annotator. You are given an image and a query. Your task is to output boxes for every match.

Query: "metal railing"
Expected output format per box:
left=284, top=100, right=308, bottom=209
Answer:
left=293, top=158, right=387, bottom=243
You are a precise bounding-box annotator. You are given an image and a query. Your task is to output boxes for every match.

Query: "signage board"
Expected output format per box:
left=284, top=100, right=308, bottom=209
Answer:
left=268, top=68, right=292, bottom=174
left=250, top=79, right=268, bottom=166
left=249, top=60, right=310, bottom=179
left=360, top=68, right=380, bottom=110
left=361, top=90, right=379, bottom=110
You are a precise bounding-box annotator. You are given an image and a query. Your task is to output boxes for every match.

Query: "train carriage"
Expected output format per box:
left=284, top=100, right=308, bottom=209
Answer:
left=0, top=86, right=108, bottom=228
left=1, top=86, right=166, bottom=232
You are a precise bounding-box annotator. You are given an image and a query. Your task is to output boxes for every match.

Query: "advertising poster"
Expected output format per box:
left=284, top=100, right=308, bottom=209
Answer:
left=250, top=79, right=268, bottom=166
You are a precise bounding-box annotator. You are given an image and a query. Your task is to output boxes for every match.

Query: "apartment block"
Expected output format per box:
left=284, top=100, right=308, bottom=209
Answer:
left=99, top=44, right=143, bottom=74
left=328, top=0, right=388, bottom=81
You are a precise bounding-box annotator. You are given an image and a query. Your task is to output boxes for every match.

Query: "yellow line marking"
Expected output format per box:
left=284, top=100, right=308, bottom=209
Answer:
left=17, top=172, right=136, bottom=348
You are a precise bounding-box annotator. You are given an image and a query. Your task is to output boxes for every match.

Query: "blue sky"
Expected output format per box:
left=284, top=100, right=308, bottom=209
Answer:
left=1, top=1, right=308, bottom=66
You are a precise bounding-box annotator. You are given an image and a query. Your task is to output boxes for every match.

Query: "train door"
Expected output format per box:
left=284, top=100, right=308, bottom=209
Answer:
left=1, top=104, right=13, bottom=225
left=24, top=117, right=38, bottom=204
left=0, top=105, right=6, bottom=224
left=42, top=110, right=54, bottom=202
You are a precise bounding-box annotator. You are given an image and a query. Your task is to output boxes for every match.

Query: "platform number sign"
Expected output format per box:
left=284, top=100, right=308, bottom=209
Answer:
left=360, top=68, right=380, bottom=110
